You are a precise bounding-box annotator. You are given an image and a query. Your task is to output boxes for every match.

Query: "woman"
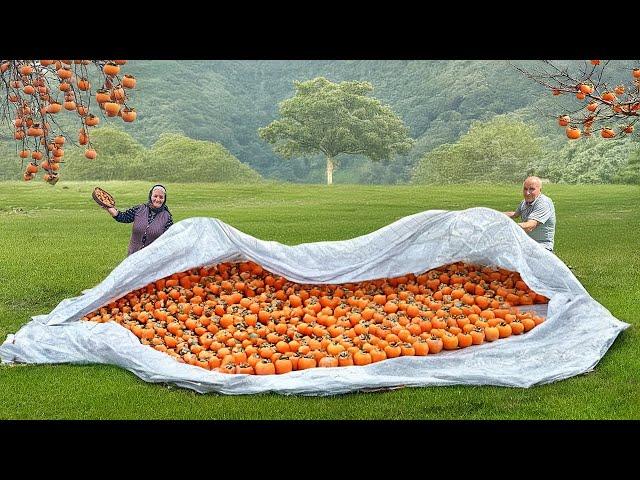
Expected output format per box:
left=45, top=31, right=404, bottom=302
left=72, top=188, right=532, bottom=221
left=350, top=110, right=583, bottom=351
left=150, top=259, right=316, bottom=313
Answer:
left=104, top=184, right=173, bottom=256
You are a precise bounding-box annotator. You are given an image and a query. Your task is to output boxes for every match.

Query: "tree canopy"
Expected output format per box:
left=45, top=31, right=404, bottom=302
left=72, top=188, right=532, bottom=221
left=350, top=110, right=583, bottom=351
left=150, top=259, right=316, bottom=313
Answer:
left=259, top=77, right=414, bottom=184
left=59, top=128, right=262, bottom=183
left=412, top=115, right=544, bottom=184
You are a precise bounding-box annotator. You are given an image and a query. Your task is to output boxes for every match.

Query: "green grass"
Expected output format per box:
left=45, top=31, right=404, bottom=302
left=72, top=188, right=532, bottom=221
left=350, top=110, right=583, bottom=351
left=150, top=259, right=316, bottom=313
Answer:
left=0, top=181, right=638, bottom=419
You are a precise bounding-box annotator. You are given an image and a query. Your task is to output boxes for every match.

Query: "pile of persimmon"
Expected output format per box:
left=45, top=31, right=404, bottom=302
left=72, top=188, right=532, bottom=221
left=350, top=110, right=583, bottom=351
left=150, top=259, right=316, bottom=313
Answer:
left=0, top=60, right=137, bottom=184
left=83, top=261, right=548, bottom=375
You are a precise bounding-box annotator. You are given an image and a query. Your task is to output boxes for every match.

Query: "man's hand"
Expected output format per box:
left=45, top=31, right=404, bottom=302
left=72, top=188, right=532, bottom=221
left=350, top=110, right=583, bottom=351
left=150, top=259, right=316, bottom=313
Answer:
left=518, top=219, right=540, bottom=233
left=504, top=211, right=517, bottom=218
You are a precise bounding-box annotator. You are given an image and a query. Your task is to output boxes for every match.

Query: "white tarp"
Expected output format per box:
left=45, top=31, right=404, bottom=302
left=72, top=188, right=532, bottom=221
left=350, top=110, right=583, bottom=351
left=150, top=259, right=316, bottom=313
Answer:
left=0, top=207, right=629, bottom=395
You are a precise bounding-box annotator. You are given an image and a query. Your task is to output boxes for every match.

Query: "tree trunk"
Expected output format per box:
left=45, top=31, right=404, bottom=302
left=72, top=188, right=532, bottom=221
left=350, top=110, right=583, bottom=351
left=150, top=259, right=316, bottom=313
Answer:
left=326, top=156, right=334, bottom=185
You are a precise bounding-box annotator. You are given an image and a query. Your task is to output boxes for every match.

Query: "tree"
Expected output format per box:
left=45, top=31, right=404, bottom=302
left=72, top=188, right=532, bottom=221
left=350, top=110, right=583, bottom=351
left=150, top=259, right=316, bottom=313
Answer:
left=614, top=147, right=640, bottom=184
left=258, top=77, right=414, bottom=185
left=1, top=59, right=137, bottom=184
left=512, top=60, right=640, bottom=141
left=59, top=130, right=263, bottom=183
left=412, top=115, right=545, bottom=184
left=540, top=135, right=637, bottom=184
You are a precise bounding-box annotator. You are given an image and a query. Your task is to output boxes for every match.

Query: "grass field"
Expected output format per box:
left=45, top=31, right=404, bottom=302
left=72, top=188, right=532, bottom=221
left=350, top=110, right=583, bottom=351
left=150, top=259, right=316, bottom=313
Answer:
left=0, top=181, right=638, bottom=419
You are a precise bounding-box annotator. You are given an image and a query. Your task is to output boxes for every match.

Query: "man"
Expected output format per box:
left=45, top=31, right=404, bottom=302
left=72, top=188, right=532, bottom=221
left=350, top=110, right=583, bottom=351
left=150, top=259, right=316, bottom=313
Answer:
left=505, top=176, right=556, bottom=251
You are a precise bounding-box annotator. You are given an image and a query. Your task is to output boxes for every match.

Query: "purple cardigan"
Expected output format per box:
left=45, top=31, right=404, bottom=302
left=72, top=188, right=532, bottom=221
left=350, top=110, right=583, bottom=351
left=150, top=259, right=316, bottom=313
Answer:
left=114, top=204, right=173, bottom=255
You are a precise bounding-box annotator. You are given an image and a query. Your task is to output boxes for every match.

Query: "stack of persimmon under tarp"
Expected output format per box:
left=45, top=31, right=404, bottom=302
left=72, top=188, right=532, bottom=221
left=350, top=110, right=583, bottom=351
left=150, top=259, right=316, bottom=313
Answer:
left=82, top=261, right=547, bottom=375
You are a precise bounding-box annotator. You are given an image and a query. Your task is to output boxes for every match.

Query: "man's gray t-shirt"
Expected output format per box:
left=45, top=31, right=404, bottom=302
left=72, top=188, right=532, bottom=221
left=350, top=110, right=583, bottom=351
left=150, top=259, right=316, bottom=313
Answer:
left=515, top=193, right=556, bottom=251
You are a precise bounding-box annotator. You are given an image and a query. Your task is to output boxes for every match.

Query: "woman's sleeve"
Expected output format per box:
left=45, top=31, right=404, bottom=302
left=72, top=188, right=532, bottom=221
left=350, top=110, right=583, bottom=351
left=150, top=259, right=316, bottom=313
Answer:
left=164, top=214, right=174, bottom=231
left=114, top=205, right=140, bottom=223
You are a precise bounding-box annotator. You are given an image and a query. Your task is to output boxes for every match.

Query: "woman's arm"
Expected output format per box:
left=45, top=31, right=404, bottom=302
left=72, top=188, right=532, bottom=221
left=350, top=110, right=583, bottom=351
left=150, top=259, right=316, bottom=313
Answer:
left=112, top=206, right=140, bottom=223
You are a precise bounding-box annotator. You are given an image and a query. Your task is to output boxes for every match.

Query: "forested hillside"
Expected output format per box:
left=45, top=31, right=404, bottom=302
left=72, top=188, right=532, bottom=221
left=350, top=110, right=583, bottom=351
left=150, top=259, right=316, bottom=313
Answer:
left=123, top=60, right=546, bottom=182
left=2, top=60, right=638, bottom=183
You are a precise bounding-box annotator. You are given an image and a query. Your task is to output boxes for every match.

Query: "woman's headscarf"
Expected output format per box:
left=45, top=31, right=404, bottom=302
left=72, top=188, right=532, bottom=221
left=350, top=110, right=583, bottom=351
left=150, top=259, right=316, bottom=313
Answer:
left=148, top=184, right=170, bottom=214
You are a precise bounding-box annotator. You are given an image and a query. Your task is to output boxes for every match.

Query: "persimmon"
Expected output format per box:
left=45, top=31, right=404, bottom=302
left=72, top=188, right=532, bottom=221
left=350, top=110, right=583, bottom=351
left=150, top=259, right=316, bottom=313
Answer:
left=351, top=350, right=371, bottom=365
left=369, top=348, right=386, bottom=363
left=104, top=102, right=121, bottom=115
left=496, top=321, right=512, bottom=338
left=122, top=74, right=137, bottom=89
left=77, top=77, right=91, bottom=91
left=246, top=353, right=261, bottom=368
left=578, top=83, right=593, bottom=95
left=469, top=327, right=485, bottom=345
left=601, top=127, right=616, bottom=138
left=484, top=326, right=500, bottom=342
left=457, top=332, right=473, bottom=348
left=236, top=363, right=255, bottom=375
left=19, top=64, right=34, bottom=75
left=510, top=320, right=525, bottom=335
left=218, top=363, right=236, bottom=374
left=56, top=66, right=72, bottom=79
left=382, top=342, right=400, bottom=358
left=337, top=351, right=354, bottom=366
left=297, top=355, right=317, bottom=370
left=1, top=60, right=136, bottom=174
left=441, top=333, right=458, bottom=350
left=103, top=62, right=120, bottom=76
left=275, top=358, right=293, bottom=374
left=318, top=356, right=338, bottom=368
left=413, top=339, right=429, bottom=356
left=84, top=114, right=100, bottom=126
left=424, top=336, right=442, bottom=354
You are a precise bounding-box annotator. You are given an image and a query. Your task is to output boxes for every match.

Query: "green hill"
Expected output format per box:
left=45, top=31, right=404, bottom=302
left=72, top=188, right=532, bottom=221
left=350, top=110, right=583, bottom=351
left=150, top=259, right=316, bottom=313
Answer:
left=56, top=127, right=262, bottom=184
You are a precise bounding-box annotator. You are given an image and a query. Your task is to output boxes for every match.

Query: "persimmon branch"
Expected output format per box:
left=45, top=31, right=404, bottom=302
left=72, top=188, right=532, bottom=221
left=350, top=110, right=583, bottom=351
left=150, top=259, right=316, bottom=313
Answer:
left=511, top=60, right=640, bottom=140
left=0, top=59, right=137, bottom=184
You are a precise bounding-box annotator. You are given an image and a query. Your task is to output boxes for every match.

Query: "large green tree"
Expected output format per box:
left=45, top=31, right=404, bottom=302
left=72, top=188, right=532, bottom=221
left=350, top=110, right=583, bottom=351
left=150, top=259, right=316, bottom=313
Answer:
left=258, top=77, right=414, bottom=185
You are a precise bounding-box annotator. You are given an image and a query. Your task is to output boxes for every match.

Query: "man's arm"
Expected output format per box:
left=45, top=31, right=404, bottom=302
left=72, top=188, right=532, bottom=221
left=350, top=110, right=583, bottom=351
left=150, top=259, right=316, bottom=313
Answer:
left=518, top=219, right=540, bottom=233
left=504, top=211, right=518, bottom=218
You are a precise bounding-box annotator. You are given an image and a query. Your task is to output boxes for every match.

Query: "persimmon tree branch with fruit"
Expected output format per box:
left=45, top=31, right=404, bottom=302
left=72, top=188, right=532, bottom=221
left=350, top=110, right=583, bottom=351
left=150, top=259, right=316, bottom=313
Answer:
left=0, top=60, right=137, bottom=184
left=512, top=60, right=640, bottom=140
